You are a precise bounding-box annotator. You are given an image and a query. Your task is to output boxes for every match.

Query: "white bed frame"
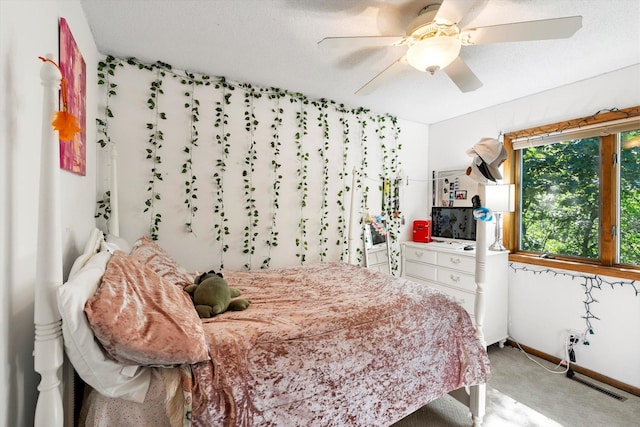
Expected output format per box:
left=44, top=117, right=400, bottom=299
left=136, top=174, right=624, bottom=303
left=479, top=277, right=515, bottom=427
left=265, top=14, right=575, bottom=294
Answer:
left=34, top=56, right=487, bottom=427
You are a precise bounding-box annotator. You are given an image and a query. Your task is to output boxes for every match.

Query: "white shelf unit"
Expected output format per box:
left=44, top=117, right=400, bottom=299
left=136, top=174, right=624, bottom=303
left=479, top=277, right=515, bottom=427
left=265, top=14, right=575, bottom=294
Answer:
left=401, top=242, right=509, bottom=347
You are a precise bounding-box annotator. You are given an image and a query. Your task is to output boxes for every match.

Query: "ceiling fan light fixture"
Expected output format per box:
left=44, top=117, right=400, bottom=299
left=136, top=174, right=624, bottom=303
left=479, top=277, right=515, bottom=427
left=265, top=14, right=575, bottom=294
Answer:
left=406, top=36, right=461, bottom=74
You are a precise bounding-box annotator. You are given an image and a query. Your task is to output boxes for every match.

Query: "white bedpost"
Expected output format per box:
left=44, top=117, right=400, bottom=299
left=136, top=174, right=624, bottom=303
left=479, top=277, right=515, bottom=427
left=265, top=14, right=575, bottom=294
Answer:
left=474, top=184, right=488, bottom=347
left=347, top=166, right=358, bottom=265
left=451, top=198, right=488, bottom=426
left=109, top=144, right=120, bottom=236
left=469, top=183, right=488, bottom=426
left=34, top=54, right=64, bottom=427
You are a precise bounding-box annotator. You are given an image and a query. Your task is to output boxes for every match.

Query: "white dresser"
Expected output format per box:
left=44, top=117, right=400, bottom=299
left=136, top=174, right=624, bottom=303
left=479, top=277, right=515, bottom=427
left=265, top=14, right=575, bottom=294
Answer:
left=401, top=241, right=508, bottom=347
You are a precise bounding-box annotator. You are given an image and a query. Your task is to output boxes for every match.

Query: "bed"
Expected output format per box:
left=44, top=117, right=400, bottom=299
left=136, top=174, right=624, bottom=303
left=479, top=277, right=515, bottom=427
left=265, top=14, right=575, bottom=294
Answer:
left=34, top=55, right=491, bottom=427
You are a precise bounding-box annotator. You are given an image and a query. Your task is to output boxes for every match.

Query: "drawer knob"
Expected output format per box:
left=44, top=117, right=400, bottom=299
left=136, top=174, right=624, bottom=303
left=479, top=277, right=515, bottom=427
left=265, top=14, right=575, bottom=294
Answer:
left=450, top=274, right=461, bottom=282
left=450, top=257, right=461, bottom=264
left=414, top=251, right=423, bottom=258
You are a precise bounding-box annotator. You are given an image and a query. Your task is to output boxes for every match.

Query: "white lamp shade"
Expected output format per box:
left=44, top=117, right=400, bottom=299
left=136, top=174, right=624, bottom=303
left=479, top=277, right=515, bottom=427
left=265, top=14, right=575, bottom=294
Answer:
left=484, top=184, right=515, bottom=213
left=406, top=36, right=461, bottom=73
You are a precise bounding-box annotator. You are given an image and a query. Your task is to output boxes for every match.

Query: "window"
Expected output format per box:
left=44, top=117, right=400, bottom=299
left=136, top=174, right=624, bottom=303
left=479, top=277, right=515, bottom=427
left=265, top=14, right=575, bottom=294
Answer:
left=519, top=136, right=601, bottom=259
left=620, top=129, right=640, bottom=265
left=503, top=107, right=640, bottom=277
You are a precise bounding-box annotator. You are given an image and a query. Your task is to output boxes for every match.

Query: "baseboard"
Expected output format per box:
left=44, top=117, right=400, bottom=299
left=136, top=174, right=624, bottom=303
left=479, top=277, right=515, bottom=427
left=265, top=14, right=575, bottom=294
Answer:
left=504, top=339, right=640, bottom=397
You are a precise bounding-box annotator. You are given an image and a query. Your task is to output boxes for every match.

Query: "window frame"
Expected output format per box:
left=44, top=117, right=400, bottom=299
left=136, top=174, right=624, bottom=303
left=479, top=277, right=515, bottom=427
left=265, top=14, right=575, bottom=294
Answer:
left=502, top=106, right=640, bottom=280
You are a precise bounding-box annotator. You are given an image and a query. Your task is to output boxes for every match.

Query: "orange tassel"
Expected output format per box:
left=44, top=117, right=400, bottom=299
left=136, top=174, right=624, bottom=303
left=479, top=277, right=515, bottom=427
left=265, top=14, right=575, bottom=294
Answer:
left=52, top=110, right=82, bottom=141
left=38, top=56, right=82, bottom=141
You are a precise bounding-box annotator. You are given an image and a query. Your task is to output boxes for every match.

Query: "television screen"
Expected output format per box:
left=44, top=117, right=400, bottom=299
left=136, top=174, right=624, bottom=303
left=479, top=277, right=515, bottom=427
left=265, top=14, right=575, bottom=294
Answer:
left=431, top=207, right=477, bottom=241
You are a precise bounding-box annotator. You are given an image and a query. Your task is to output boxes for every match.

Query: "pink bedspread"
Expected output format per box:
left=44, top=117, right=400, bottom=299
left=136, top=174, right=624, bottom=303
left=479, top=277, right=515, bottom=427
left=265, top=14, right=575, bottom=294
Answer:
left=189, top=262, right=490, bottom=426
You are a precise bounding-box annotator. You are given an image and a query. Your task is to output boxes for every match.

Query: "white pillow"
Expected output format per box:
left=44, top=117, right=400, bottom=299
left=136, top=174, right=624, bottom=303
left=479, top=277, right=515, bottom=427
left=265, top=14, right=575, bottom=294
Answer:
left=106, top=234, right=133, bottom=254
left=57, top=250, right=151, bottom=403
left=68, top=228, right=104, bottom=280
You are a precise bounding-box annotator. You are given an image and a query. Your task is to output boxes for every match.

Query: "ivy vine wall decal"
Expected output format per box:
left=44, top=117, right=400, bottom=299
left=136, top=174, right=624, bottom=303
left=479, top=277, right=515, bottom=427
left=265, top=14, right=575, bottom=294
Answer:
left=336, top=108, right=351, bottom=262
left=145, top=68, right=166, bottom=240
left=212, top=78, right=234, bottom=267
left=181, top=78, right=200, bottom=233
left=96, top=55, right=403, bottom=272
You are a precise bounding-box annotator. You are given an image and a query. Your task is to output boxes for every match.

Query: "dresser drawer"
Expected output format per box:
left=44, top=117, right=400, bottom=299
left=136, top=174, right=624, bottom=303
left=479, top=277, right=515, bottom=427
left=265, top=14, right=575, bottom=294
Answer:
left=404, top=260, right=437, bottom=282
left=428, top=282, right=475, bottom=317
left=367, top=247, right=388, bottom=265
left=368, top=263, right=389, bottom=274
left=404, top=246, right=437, bottom=264
left=437, top=252, right=475, bottom=273
left=436, top=267, right=476, bottom=293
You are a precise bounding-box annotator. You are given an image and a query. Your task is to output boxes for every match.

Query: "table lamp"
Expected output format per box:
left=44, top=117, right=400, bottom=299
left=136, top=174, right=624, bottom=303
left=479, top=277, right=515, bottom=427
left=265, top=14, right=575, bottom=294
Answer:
left=484, top=184, right=515, bottom=251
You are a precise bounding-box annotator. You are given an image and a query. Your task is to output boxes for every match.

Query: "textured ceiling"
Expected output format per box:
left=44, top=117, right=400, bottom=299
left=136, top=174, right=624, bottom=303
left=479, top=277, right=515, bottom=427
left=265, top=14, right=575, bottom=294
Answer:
left=80, top=0, right=640, bottom=124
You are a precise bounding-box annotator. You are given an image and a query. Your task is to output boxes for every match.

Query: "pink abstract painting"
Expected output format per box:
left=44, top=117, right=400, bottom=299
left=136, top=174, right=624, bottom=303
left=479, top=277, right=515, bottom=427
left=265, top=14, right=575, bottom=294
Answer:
left=59, top=17, right=86, bottom=175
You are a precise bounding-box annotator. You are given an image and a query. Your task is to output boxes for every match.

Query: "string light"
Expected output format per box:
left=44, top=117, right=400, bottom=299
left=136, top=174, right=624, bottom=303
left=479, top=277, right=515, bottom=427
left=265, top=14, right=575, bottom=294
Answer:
left=510, top=264, right=638, bottom=341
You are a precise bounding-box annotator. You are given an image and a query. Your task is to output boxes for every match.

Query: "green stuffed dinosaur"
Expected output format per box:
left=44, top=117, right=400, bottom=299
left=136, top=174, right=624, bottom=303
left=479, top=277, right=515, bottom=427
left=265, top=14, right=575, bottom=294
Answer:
left=184, top=270, right=251, bottom=318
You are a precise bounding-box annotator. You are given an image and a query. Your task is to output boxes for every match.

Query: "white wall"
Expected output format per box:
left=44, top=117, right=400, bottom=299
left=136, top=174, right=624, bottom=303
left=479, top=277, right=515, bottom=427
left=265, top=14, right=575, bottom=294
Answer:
left=0, top=1, right=99, bottom=426
left=429, top=64, right=640, bottom=388
left=396, top=119, right=430, bottom=240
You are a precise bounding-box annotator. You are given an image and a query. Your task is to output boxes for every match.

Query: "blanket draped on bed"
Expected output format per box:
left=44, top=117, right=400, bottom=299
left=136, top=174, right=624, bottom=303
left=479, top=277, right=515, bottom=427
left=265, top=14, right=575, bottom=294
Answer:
left=188, top=262, right=490, bottom=426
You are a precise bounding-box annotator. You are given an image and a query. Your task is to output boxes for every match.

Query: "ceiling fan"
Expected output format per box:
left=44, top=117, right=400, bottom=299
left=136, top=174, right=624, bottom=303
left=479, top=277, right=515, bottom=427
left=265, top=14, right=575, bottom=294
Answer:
left=318, top=0, right=582, bottom=94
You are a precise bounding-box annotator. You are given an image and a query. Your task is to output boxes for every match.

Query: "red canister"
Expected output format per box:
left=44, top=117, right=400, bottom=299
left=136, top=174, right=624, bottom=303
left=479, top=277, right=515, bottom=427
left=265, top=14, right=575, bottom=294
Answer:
left=412, top=220, right=432, bottom=243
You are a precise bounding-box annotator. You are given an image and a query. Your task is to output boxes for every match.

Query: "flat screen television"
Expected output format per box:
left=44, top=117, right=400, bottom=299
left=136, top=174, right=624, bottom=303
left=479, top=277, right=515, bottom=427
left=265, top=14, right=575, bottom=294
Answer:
left=431, top=207, right=477, bottom=242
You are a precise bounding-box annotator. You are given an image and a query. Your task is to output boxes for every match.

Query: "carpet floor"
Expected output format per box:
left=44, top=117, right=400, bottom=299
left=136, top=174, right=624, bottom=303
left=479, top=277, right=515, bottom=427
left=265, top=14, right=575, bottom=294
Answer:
left=392, top=344, right=640, bottom=427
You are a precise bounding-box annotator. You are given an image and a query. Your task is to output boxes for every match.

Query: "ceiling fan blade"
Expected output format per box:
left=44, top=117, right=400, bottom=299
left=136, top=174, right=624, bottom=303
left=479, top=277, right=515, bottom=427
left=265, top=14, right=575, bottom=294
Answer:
left=461, top=16, right=582, bottom=45
left=355, top=57, right=406, bottom=95
left=443, top=57, right=482, bottom=92
left=318, top=36, right=403, bottom=49
left=434, top=0, right=477, bottom=25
